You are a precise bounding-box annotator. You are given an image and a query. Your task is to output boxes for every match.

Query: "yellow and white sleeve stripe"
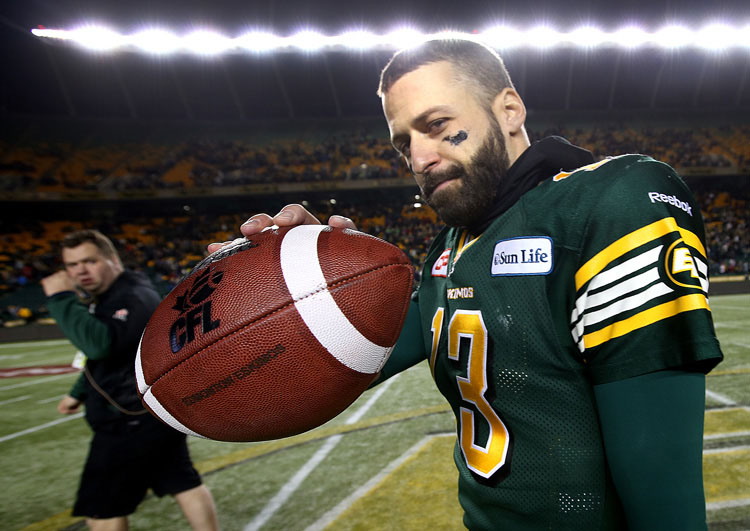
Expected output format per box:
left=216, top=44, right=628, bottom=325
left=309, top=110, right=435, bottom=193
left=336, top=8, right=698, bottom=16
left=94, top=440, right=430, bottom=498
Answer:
left=571, top=217, right=710, bottom=353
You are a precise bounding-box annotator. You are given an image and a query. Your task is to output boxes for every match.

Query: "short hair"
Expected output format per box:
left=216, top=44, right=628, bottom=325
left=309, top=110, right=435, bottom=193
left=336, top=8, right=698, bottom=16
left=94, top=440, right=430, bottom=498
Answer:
left=378, top=37, right=515, bottom=111
left=61, top=229, right=122, bottom=265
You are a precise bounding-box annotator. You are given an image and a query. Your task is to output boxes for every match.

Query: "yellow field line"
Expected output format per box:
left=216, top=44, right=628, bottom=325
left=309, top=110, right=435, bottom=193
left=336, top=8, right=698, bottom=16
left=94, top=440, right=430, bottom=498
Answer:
left=195, top=404, right=451, bottom=474
left=708, top=368, right=750, bottom=377
left=307, top=433, right=456, bottom=531
left=19, top=510, right=77, bottom=531
left=705, top=407, right=750, bottom=421
left=21, top=404, right=452, bottom=531
left=22, top=394, right=750, bottom=529
left=23, top=396, right=750, bottom=530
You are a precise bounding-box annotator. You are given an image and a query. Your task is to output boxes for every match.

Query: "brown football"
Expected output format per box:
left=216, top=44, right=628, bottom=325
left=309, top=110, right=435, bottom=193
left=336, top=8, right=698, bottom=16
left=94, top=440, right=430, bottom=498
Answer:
left=135, top=225, right=413, bottom=442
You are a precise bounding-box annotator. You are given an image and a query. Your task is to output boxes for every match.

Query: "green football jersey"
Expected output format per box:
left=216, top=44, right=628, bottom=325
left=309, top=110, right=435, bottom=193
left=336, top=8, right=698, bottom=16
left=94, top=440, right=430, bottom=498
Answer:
left=408, top=154, right=723, bottom=530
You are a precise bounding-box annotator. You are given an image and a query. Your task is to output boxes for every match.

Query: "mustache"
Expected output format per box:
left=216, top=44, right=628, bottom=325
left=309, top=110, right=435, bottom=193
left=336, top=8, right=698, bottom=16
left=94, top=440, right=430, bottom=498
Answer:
left=421, top=164, right=465, bottom=199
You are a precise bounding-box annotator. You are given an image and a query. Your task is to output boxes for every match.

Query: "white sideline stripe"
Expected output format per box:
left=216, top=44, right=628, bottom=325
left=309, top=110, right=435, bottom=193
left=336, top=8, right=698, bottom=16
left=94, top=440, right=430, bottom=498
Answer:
left=0, top=339, right=71, bottom=349
left=246, top=434, right=344, bottom=531
left=707, top=497, right=750, bottom=511
left=704, top=445, right=750, bottom=455
left=343, top=379, right=394, bottom=426
left=280, top=225, right=391, bottom=375
left=296, top=432, right=750, bottom=531
left=0, top=394, right=31, bottom=406
left=706, top=389, right=737, bottom=406
left=724, top=340, right=750, bottom=350
left=305, top=432, right=455, bottom=531
left=710, top=303, right=750, bottom=311
left=0, top=412, right=84, bottom=443
left=37, top=395, right=65, bottom=404
left=0, top=372, right=78, bottom=391
left=714, top=323, right=745, bottom=330
left=0, top=348, right=62, bottom=361
left=704, top=431, right=750, bottom=441
left=245, top=376, right=397, bottom=531
left=0, top=348, right=68, bottom=359
left=142, top=390, right=203, bottom=438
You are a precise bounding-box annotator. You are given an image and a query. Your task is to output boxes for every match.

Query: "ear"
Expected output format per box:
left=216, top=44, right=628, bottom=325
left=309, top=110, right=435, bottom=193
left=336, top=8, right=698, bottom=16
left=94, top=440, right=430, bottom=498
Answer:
left=490, top=88, right=530, bottom=165
left=110, top=257, right=125, bottom=275
left=490, top=87, right=526, bottom=137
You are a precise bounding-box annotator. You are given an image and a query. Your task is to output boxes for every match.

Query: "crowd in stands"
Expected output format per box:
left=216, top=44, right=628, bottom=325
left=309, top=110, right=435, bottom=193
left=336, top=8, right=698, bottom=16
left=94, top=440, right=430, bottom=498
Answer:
left=528, top=125, right=748, bottom=170
left=0, top=198, right=440, bottom=326
left=0, top=127, right=405, bottom=195
left=1, top=120, right=748, bottom=326
left=2, top=123, right=749, bottom=196
left=700, top=191, right=750, bottom=276
left=1, top=184, right=747, bottom=327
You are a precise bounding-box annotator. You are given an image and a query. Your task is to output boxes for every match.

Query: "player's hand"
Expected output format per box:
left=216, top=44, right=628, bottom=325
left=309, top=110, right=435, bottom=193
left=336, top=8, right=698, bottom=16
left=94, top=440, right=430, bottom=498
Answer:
left=207, top=204, right=357, bottom=254
left=57, top=395, right=82, bottom=415
left=41, top=270, right=76, bottom=297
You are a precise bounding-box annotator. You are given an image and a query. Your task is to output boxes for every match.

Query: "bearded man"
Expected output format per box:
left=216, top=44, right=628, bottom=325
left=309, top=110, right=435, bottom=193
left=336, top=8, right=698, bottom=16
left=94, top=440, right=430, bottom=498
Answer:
left=224, top=38, right=723, bottom=530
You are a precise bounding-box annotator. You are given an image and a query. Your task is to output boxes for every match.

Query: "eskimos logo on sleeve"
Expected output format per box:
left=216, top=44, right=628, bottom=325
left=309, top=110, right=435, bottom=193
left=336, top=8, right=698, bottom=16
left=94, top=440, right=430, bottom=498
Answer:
left=663, top=239, right=708, bottom=292
left=569, top=217, right=710, bottom=354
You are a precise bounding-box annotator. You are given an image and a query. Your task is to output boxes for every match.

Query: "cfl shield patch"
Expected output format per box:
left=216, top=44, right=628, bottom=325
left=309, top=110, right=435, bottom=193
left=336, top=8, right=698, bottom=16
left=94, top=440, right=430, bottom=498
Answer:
left=432, top=248, right=451, bottom=277
left=491, top=237, right=553, bottom=276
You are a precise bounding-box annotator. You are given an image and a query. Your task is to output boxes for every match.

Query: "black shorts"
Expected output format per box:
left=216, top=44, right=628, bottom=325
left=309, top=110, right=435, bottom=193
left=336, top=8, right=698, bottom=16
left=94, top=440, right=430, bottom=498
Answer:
left=72, top=415, right=202, bottom=519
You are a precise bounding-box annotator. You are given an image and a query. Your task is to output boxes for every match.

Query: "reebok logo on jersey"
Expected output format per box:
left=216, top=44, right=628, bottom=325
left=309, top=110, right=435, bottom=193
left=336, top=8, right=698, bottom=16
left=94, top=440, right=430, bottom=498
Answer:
left=432, top=248, right=451, bottom=277
left=491, top=237, right=553, bottom=276
left=648, top=192, right=693, bottom=216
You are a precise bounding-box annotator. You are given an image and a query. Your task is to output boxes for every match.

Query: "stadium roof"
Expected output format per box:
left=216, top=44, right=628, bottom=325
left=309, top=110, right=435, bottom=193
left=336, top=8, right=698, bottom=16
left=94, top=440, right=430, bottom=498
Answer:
left=2, top=0, right=750, bottom=122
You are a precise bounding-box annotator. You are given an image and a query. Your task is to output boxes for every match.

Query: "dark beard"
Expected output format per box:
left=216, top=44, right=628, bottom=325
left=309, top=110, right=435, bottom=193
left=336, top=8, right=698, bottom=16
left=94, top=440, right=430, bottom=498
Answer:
left=420, top=122, right=510, bottom=228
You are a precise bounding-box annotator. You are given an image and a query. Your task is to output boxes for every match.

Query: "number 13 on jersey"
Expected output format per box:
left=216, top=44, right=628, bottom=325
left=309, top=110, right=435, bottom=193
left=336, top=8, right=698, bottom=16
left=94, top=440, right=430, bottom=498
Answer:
left=430, top=308, right=511, bottom=479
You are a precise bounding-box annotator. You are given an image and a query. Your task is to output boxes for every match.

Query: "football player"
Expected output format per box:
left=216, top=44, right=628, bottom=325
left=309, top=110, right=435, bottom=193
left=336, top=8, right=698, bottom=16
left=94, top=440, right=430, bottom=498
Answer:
left=221, top=38, right=723, bottom=530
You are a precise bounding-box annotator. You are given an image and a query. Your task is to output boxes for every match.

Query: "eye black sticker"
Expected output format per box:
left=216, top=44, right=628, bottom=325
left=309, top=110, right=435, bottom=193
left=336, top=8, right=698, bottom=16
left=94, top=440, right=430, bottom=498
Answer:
left=445, top=130, right=468, bottom=146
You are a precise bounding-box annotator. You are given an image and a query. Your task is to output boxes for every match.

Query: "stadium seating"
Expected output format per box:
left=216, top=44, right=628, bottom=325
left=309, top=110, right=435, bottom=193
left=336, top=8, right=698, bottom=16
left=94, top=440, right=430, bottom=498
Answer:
left=3, top=119, right=749, bottom=197
left=0, top=119, right=747, bottom=323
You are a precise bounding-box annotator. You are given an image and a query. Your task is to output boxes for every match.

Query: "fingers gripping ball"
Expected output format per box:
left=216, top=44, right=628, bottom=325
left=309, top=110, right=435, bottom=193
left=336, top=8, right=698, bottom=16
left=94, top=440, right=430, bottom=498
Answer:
left=135, top=226, right=413, bottom=442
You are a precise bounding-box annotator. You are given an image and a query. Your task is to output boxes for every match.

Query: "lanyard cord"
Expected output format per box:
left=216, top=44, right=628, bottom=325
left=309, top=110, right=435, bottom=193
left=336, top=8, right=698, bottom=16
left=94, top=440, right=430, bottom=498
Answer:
left=84, top=365, right=148, bottom=416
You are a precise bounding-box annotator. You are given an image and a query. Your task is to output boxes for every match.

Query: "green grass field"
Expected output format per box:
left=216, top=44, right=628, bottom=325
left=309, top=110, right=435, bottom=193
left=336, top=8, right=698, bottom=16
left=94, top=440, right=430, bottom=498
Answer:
left=1, top=294, right=748, bottom=530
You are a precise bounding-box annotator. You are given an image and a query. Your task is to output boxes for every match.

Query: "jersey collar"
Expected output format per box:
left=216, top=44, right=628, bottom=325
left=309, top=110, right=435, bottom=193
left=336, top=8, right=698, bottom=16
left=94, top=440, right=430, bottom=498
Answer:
left=468, top=136, right=595, bottom=234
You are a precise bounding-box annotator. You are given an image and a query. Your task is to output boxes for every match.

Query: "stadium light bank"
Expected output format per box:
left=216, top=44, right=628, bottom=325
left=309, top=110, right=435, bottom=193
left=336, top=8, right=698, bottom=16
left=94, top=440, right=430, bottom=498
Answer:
left=31, top=23, right=750, bottom=55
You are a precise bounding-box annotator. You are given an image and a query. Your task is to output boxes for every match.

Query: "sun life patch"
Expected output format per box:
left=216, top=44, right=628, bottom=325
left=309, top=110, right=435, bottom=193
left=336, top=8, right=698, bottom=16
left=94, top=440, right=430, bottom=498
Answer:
left=491, top=237, right=553, bottom=276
